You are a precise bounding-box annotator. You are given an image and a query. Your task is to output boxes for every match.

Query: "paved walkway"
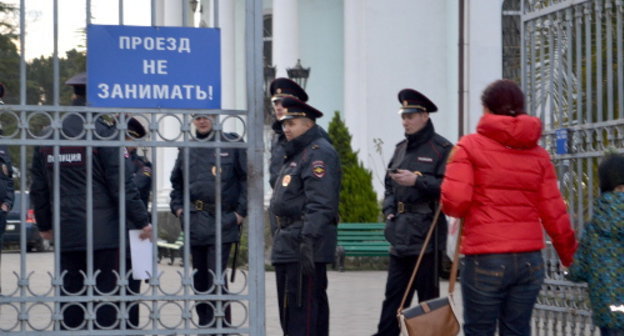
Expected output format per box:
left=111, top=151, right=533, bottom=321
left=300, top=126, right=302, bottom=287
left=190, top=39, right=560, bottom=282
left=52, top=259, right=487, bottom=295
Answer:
left=1, top=251, right=463, bottom=335
left=265, top=270, right=463, bottom=335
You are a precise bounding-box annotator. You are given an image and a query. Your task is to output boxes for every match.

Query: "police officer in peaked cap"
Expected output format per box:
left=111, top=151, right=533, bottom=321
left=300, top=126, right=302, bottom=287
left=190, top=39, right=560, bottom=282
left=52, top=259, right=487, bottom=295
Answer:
left=269, top=78, right=309, bottom=188
left=125, top=117, right=151, bottom=209
left=65, top=72, right=87, bottom=106
left=372, top=89, right=453, bottom=336
left=31, top=75, right=152, bottom=330
left=270, top=97, right=341, bottom=336
left=169, top=112, right=247, bottom=329
left=267, top=78, right=332, bottom=235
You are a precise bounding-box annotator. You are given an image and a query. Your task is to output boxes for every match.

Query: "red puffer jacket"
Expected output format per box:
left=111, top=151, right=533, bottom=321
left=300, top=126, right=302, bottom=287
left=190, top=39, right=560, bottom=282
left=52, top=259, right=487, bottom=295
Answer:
left=441, top=113, right=577, bottom=266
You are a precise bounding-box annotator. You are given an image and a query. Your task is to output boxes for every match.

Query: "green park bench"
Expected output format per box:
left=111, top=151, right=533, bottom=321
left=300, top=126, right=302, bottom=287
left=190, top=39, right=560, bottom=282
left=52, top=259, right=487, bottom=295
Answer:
left=157, top=232, right=185, bottom=266
left=335, top=222, right=390, bottom=272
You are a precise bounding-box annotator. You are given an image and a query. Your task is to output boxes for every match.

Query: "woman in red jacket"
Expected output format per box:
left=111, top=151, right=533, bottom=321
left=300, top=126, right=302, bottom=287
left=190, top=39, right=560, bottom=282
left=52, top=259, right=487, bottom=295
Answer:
left=441, top=79, right=577, bottom=336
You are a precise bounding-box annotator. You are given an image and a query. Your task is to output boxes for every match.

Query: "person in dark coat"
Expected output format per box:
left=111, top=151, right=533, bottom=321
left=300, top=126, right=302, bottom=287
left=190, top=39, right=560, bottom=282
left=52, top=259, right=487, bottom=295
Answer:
left=270, top=97, right=341, bottom=336
left=169, top=114, right=247, bottom=328
left=0, top=125, right=14, bottom=295
left=30, top=75, right=152, bottom=330
left=126, top=117, right=152, bottom=208
left=373, top=89, right=453, bottom=336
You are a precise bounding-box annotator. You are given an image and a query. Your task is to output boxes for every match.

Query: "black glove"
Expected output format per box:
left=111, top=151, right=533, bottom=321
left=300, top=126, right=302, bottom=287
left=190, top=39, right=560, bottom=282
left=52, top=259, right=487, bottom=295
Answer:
left=299, top=237, right=315, bottom=276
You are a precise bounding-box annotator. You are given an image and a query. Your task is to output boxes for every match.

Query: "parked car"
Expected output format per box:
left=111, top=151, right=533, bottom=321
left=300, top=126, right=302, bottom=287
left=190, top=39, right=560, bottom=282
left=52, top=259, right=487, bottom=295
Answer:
left=2, top=192, right=50, bottom=252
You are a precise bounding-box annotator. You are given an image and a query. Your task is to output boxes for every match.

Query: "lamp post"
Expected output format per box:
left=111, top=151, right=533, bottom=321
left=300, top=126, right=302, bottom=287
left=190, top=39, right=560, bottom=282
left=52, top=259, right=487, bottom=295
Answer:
left=264, top=64, right=277, bottom=124
left=286, top=59, right=310, bottom=90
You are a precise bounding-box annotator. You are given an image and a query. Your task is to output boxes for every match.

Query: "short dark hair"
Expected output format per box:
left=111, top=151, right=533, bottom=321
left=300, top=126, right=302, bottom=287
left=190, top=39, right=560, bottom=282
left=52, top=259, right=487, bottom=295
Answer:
left=598, top=152, right=624, bottom=193
left=481, top=79, right=526, bottom=117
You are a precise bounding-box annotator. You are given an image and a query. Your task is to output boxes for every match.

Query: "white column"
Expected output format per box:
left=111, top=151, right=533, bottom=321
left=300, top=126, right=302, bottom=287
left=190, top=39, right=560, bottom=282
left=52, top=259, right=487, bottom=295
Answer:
left=343, top=0, right=367, bottom=163
left=218, top=0, right=236, bottom=109
left=466, top=0, right=504, bottom=133
left=199, top=0, right=241, bottom=135
left=154, top=0, right=185, bottom=210
left=272, top=0, right=299, bottom=77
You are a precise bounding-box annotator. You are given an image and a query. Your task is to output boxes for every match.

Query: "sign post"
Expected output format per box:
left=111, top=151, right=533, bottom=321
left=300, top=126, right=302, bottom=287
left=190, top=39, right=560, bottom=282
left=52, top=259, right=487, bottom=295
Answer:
left=87, top=25, right=221, bottom=109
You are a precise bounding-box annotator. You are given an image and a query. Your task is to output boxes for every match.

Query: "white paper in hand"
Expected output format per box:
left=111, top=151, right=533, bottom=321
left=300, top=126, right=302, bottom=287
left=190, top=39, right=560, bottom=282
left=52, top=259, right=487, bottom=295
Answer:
left=129, top=229, right=156, bottom=280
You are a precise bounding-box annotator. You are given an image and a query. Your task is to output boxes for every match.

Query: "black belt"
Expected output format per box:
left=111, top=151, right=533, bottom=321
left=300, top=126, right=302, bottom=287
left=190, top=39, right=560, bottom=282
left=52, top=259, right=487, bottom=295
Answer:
left=397, top=201, right=432, bottom=214
left=193, top=200, right=233, bottom=213
left=275, top=216, right=302, bottom=228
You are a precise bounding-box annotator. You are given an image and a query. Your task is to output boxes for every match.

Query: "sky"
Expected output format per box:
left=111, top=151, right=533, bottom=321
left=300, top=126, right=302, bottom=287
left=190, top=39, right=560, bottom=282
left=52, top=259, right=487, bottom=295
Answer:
left=5, top=0, right=152, bottom=60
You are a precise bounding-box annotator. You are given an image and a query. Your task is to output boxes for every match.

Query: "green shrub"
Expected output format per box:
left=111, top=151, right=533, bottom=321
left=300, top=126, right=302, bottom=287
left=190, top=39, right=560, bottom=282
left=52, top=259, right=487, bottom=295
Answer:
left=328, top=111, right=379, bottom=222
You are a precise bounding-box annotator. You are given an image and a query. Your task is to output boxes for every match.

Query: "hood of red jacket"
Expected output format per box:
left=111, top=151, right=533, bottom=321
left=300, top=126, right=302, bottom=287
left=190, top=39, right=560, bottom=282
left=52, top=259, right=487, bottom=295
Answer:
left=476, top=113, right=542, bottom=149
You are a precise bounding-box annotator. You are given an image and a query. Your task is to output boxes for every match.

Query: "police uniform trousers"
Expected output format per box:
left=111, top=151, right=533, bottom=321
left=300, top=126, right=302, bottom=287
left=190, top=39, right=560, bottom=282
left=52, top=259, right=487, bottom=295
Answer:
left=60, top=248, right=119, bottom=330
left=275, top=262, right=329, bottom=336
left=191, top=243, right=232, bottom=327
left=373, top=252, right=439, bottom=336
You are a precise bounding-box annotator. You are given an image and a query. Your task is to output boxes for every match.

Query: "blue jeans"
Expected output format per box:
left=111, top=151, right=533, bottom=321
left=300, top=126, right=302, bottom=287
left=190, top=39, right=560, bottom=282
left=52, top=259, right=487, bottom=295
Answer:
left=601, top=327, right=624, bottom=336
left=461, top=251, right=545, bottom=336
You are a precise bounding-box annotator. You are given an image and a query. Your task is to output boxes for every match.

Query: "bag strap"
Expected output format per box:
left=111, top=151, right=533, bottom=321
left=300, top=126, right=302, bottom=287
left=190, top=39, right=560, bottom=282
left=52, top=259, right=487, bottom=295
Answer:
left=447, top=219, right=463, bottom=294
left=396, top=205, right=463, bottom=315
left=396, top=203, right=442, bottom=315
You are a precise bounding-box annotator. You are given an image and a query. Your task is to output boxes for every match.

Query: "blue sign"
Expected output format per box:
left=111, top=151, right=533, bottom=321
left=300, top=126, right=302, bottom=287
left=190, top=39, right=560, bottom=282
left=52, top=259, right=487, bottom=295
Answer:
left=555, top=128, right=568, bottom=155
left=87, top=24, right=221, bottom=109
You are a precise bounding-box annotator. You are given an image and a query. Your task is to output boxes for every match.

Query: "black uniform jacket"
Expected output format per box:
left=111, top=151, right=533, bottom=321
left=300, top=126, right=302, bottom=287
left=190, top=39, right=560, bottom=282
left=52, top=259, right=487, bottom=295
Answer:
left=30, top=114, right=150, bottom=252
left=383, top=120, right=452, bottom=257
left=270, top=125, right=341, bottom=264
left=269, top=121, right=287, bottom=189
left=129, top=149, right=152, bottom=208
left=0, top=145, right=14, bottom=209
left=169, top=131, right=247, bottom=246
left=269, top=121, right=332, bottom=189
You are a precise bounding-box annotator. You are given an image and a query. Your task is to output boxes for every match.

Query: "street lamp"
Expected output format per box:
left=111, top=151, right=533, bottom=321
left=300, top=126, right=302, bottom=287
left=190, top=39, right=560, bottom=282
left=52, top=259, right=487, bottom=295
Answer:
left=286, top=59, right=310, bottom=90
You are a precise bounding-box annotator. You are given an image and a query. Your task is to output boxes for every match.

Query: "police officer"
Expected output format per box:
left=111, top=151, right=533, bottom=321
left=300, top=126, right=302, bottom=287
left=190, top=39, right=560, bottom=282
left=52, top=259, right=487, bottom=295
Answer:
left=268, top=78, right=309, bottom=189
left=125, top=117, right=152, bottom=328
left=270, top=97, right=341, bottom=336
left=373, top=89, right=452, bottom=336
left=169, top=113, right=247, bottom=328
left=126, top=117, right=152, bottom=208
left=267, top=78, right=310, bottom=333
left=65, top=72, right=86, bottom=106
left=30, top=74, right=152, bottom=330
left=0, top=121, right=15, bottom=295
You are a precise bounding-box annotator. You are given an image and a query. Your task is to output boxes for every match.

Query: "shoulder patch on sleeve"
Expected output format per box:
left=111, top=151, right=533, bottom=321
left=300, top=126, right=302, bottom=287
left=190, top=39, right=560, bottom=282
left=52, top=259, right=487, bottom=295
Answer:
left=312, top=144, right=320, bottom=150
left=311, top=160, right=327, bottom=178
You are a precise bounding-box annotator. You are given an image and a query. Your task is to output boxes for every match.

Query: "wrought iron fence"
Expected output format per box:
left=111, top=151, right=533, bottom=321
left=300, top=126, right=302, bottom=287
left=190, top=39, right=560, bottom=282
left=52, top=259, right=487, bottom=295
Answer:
left=522, top=0, right=624, bottom=334
left=0, top=0, right=265, bottom=335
